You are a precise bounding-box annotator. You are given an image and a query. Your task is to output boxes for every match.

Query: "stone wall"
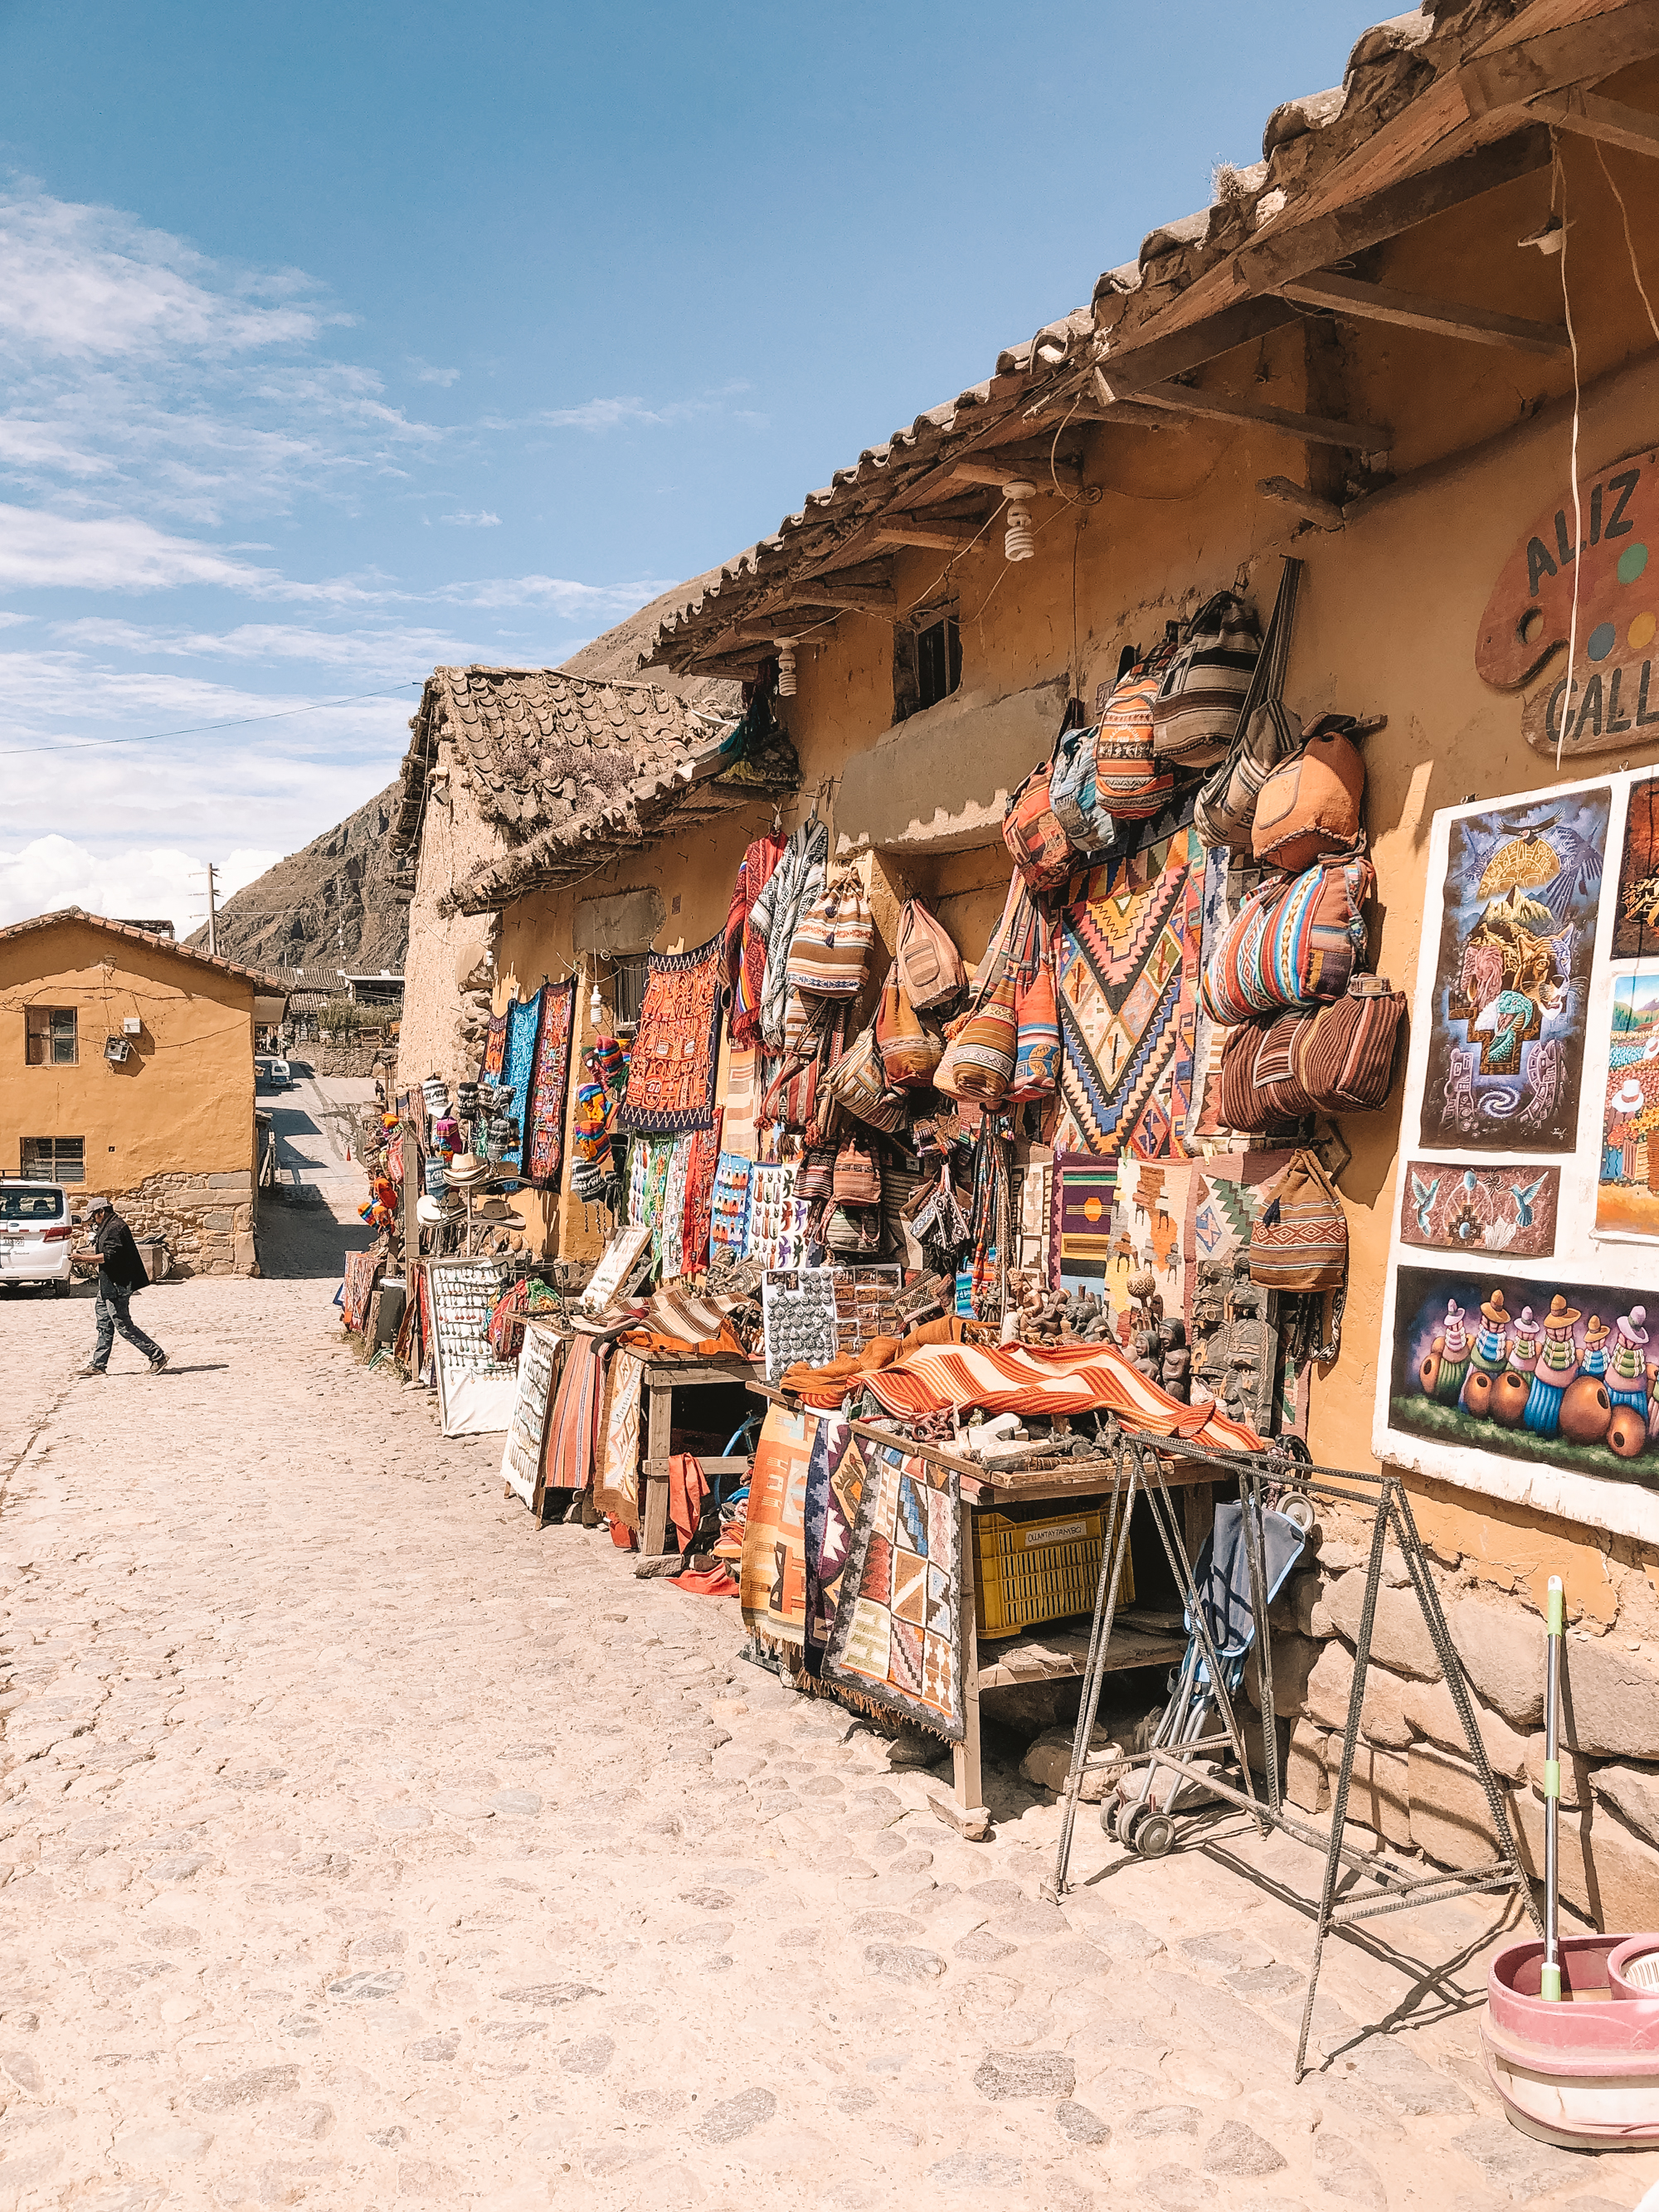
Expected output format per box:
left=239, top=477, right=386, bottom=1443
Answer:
left=292, top=1043, right=387, bottom=1081
left=117, top=1169, right=257, bottom=1278
left=1261, top=1508, right=1659, bottom=1931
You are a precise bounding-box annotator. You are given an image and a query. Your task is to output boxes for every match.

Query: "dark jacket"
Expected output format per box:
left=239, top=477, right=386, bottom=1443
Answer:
left=90, top=1213, right=149, bottom=1294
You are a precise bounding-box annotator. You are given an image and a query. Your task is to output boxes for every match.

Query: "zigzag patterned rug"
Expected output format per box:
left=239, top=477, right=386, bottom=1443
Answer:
left=1055, top=800, right=1201, bottom=1159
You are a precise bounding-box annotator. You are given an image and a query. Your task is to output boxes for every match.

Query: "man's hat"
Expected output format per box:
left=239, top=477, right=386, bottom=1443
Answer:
left=82, top=1194, right=110, bottom=1215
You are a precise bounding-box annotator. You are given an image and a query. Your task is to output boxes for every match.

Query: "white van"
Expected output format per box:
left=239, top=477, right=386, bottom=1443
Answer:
left=0, top=1182, right=75, bottom=1293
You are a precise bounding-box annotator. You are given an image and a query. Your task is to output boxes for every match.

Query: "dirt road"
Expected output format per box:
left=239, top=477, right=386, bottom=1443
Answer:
left=0, top=1190, right=1650, bottom=2210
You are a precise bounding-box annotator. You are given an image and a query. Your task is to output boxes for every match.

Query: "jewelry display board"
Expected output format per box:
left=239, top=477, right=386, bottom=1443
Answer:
left=429, top=1258, right=520, bottom=1438
left=500, top=1321, right=566, bottom=1510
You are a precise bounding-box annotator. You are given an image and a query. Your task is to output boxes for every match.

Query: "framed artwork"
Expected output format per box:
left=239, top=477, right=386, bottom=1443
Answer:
left=1398, top=1162, right=1559, bottom=1258
left=1613, top=774, right=1659, bottom=961
left=1416, top=785, right=1610, bottom=1154
left=580, top=1223, right=653, bottom=1312
left=1597, top=971, right=1659, bottom=1241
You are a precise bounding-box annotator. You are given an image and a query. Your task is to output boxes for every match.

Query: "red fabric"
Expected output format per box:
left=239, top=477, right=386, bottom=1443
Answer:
left=861, top=1338, right=1261, bottom=1451
left=607, top=1517, right=637, bottom=1551
left=673, top=1566, right=739, bottom=1598
left=726, top=834, right=787, bottom=1049
left=668, top=1451, right=711, bottom=1552
left=682, top=1113, right=723, bottom=1275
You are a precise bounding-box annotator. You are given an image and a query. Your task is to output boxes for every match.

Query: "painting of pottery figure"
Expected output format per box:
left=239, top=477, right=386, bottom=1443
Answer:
left=1390, top=1266, right=1659, bottom=1482
left=1598, top=972, right=1659, bottom=1239
left=1418, top=787, right=1610, bottom=1154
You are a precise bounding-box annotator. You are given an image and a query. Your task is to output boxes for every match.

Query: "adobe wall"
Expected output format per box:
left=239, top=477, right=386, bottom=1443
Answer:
left=395, top=755, right=501, bottom=1096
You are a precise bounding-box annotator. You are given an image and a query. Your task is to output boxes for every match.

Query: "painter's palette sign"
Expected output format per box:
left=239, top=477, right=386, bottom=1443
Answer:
left=1398, top=1162, right=1559, bottom=1258
left=1476, top=445, right=1659, bottom=757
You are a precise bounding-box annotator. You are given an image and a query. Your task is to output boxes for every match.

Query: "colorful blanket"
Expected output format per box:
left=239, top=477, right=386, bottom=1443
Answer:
left=525, top=977, right=576, bottom=1188
left=739, top=1400, right=817, bottom=1651
left=1051, top=1153, right=1190, bottom=1340
left=502, top=989, right=543, bottom=1174
left=823, top=1441, right=964, bottom=1743
left=1050, top=1151, right=1116, bottom=1292
left=341, top=1249, right=383, bottom=1334
left=712, top=1152, right=753, bottom=1259
left=660, top=1138, right=691, bottom=1280
left=859, top=1338, right=1260, bottom=1448
left=721, top=1045, right=762, bottom=1160
left=802, top=1417, right=868, bottom=1678
left=616, top=930, right=725, bottom=1134
left=682, top=1117, right=722, bottom=1273
left=480, top=1010, right=508, bottom=1082
left=1054, top=802, right=1201, bottom=1160
left=544, top=1333, right=606, bottom=1494
left=594, top=1350, right=645, bottom=1529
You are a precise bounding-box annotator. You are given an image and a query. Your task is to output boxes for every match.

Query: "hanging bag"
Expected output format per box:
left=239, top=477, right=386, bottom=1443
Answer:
left=820, top=1022, right=912, bottom=1135
left=1152, top=591, right=1262, bottom=766
left=1250, top=1148, right=1347, bottom=1293
left=937, top=964, right=1019, bottom=1104
left=1251, top=721, right=1368, bottom=873
left=1200, top=843, right=1373, bottom=1025
left=761, top=996, right=845, bottom=1133
left=832, top=1135, right=883, bottom=1208
left=1003, top=703, right=1087, bottom=893
left=795, top=1144, right=839, bottom=1201
left=1293, top=974, right=1406, bottom=1113
left=896, top=900, right=966, bottom=1009
left=1009, top=959, right=1061, bottom=1101
left=874, top=966, right=944, bottom=1087
left=1092, top=649, right=1178, bottom=821
left=1194, top=557, right=1305, bottom=853
left=785, top=871, right=874, bottom=999
left=1048, top=720, right=1117, bottom=858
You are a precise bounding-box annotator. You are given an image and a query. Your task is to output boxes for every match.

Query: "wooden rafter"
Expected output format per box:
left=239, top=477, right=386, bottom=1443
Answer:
left=951, top=456, right=1082, bottom=489
left=872, top=516, right=990, bottom=552
left=1277, top=270, right=1569, bottom=355
left=1524, top=86, right=1659, bottom=158
left=1103, top=375, right=1390, bottom=453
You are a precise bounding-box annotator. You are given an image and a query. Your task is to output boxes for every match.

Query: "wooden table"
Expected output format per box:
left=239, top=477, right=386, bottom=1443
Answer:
left=635, top=1357, right=761, bottom=1565
left=747, top=1383, right=1223, bottom=1837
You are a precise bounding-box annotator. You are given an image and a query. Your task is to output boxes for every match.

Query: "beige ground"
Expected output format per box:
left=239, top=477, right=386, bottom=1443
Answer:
left=0, top=1176, right=1654, bottom=2212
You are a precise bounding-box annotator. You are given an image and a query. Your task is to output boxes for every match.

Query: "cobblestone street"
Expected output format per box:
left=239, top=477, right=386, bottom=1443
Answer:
left=0, top=1213, right=1654, bottom=2212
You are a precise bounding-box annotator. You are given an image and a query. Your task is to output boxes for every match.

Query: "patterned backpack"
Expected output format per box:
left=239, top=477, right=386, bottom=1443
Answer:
left=1200, top=843, right=1374, bottom=1025
left=786, top=872, right=874, bottom=998
left=1249, top=1149, right=1347, bottom=1292
left=1003, top=704, right=1088, bottom=893
left=1152, top=592, right=1262, bottom=766
left=895, top=900, right=966, bottom=1009
left=1092, top=650, right=1177, bottom=821
left=1194, top=557, right=1304, bottom=853
left=1048, top=721, right=1117, bottom=858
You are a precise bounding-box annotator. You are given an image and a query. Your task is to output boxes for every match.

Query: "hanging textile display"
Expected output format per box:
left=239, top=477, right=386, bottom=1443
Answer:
left=739, top=1399, right=818, bottom=1653
left=821, top=1441, right=965, bottom=1743
left=659, top=1138, right=692, bottom=1280
left=725, top=830, right=787, bottom=1047
left=480, top=1010, right=508, bottom=1082
left=681, top=1117, right=722, bottom=1274
left=748, top=818, right=830, bottom=1051
left=745, top=1159, right=810, bottom=1270
left=711, top=1152, right=754, bottom=1259
left=341, top=1249, right=383, bottom=1334
left=800, top=1416, right=868, bottom=1679
left=629, top=1136, right=676, bottom=1275
left=594, top=1351, right=646, bottom=1529
left=1054, top=798, right=1202, bottom=1159
left=499, top=988, right=542, bottom=1175
left=544, top=1332, right=606, bottom=1494
left=1187, top=844, right=1259, bottom=1142
left=615, top=931, right=725, bottom=1135
left=523, top=977, right=577, bottom=1189
left=721, top=1044, right=763, bottom=1161
left=1048, top=1151, right=1117, bottom=1296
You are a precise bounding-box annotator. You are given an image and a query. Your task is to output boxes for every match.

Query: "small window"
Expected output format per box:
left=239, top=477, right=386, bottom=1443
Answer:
left=22, top=1137, right=85, bottom=1184
left=611, top=952, right=649, bottom=1029
left=892, top=600, right=962, bottom=722
left=25, top=1008, right=77, bottom=1066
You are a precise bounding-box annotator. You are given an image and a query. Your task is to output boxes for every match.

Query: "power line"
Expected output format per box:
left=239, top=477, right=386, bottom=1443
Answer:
left=0, top=682, right=424, bottom=761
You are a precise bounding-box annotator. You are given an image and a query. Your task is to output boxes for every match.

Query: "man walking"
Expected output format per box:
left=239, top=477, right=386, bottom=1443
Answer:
left=74, top=1196, right=168, bottom=1377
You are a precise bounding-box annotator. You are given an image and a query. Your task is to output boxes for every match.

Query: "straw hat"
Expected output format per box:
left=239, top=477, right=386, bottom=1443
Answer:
left=444, top=1152, right=491, bottom=1188
left=416, top=1194, right=459, bottom=1227
left=1584, top=1314, right=1611, bottom=1349
left=474, top=1195, right=513, bottom=1222
left=1480, top=1289, right=1510, bottom=1325
left=1543, top=1292, right=1581, bottom=1330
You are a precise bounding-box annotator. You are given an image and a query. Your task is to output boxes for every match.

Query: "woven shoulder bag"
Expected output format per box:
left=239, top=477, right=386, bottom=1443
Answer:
left=786, top=872, right=874, bottom=998
left=895, top=900, right=966, bottom=1009
left=1249, top=1149, right=1347, bottom=1293
left=1194, top=557, right=1304, bottom=853
left=1152, top=591, right=1262, bottom=766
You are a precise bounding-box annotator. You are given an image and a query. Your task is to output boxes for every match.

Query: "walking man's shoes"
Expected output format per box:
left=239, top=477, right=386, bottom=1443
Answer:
left=77, top=1365, right=105, bottom=1378
left=148, top=1353, right=169, bottom=1375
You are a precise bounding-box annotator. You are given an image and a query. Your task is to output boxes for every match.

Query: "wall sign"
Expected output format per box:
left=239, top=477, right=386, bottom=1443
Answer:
left=1477, top=445, right=1659, bottom=758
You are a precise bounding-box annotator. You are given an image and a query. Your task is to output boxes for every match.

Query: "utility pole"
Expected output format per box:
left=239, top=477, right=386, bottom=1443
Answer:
left=205, top=862, right=220, bottom=956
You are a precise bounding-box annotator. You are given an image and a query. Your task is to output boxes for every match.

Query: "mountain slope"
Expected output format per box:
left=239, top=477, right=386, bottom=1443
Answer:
left=187, top=780, right=406, bottom=982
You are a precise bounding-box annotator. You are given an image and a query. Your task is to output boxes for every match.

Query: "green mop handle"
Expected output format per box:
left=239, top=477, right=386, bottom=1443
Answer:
left=1541, top=1575, right=1564, bottom=2002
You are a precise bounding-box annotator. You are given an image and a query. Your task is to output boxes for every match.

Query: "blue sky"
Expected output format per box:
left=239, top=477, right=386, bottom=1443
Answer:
left=0, top=0, right=1386, bottom=934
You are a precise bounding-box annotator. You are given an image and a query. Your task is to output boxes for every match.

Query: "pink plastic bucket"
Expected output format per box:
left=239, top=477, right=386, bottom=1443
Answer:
left=1482, top=1936, right=1659, bottom=2147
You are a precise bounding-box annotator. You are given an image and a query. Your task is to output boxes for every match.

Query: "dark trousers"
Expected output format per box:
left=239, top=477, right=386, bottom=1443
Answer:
left=93, top=1281, right=163, bottom=1370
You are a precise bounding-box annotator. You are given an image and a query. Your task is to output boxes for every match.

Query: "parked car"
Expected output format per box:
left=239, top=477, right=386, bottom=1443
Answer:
left=0, top=1181, right=75, bottom=1294
left=255, top=1054, right=293, bottom=1090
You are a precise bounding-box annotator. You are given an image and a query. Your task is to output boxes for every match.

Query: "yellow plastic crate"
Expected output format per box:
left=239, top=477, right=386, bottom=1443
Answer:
left=972, top=1499, right=1134, bottom=1639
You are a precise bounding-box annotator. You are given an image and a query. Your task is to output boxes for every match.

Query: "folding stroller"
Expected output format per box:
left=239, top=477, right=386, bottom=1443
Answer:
left=1105, top=1494, right=1311, bottom=1859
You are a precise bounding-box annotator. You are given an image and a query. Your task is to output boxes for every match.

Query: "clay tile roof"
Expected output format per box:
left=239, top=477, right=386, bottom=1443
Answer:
left=643, top=0, right=1603, bottom=678
left=0, top=910, right=286, bottom=995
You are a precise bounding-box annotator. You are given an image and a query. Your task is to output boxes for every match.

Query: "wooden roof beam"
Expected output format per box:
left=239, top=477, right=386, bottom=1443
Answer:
left=951, top=455, right=1082, bottom=489
left=784, top=581, right=896, bottom=614
left=1125, top=377, right=1390, bottom=455
left=1524, top=86, right=1659, bottom=158
left=1458, top=2, right=1659, bottom=121
left=871, top=515, right=990, bottom=552
left=1277, top=271, right=1569, bottom=357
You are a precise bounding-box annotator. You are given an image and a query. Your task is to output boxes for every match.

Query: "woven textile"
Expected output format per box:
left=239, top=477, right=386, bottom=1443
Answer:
left=480, top=1011, right=508, bottom=1082
left=342, top=1250, right=383, bottom=1333
left=739, top=1400, right=816, bottom=1650
left=660, top=1138, right=692, bottom=1279
left=748, top=819, right=829, bottom=1052
left=802, top=1417, right=869, bottom=1677
left=860, top=1339, right=1260, bottom=1447
left=502, top=989, right=542, bottom=1174
left=629, top=1136, right=676, bottom=1275
left=1055, top=801, right=1201, bottom=1160
left=1189, top=845, right=1261, bottom=1142
left=681, top=1116, right=722, bottom=1275
left=822, top=1441, right=964, bottom=1743
left=725, top=831, right=787, bottom=1048
left=594, top=1350, right=645, bottom=1529
left=721, top=1044, right=762, bottom=1159
left=711, top=1151, right=753, bottom=1259
left=616, top=931, right=725, bottom=1135
left=1049, top=1151, right=1116, bottom=1291
left=544, top=1334, right=606, bottom=1493
left=524, top=978, right=577, bottom=1188
left=1184, top=1150, right=1297, bottom=1278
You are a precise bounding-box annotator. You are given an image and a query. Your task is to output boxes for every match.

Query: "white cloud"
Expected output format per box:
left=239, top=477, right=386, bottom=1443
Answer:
left=435, top=572, right=678, bottom=615
left=0, top=504, right=272, bottom=592
left=440, top=509, right=500, bottom=527
left=0, top=834, right=275, bottom=937
left=51, top=617, right=470, bottom=672
left=411, top=360, right=460, bottom=387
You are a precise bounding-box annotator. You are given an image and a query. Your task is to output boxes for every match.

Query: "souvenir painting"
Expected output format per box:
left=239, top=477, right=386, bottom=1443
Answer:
left=1398, top=1161, right=1559, bottom=1258
left=1598, top=972, right=1659, bottom=1240
left=1417, top=786, right=1610, bottom=1153
left=1389, top=1266, right=1659, bottom=1485
left=1614, top=774, right=1659, bottom=961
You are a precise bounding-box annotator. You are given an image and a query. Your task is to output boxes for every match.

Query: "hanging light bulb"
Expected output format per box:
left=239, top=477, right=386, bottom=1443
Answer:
left=776, top=639, right=798, bottom=697
left=589, top=979, right=603, bottom=1032
left=1003, top=482, right=1038, bottom=562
